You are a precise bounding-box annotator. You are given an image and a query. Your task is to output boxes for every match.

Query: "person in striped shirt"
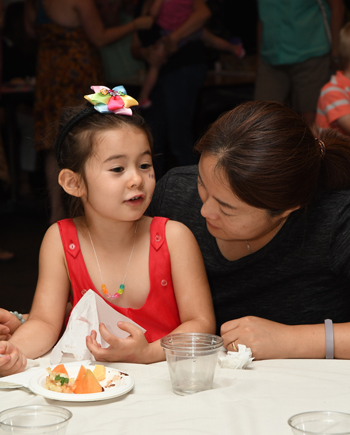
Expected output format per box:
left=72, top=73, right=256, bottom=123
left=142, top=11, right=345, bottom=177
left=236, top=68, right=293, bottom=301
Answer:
left=316, top=22, right=350, bottom=135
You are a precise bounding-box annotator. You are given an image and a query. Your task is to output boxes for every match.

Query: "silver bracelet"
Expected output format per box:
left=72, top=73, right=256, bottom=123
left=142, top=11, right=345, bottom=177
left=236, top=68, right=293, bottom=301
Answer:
left=10, top=311, right=25, bottom=324
left=324, top=319, right=334, bottom=359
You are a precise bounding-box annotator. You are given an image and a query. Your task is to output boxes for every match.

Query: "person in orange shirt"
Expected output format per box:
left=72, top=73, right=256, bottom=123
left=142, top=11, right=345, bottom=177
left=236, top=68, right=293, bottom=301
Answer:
left=316, top=21, right=350, bottom=135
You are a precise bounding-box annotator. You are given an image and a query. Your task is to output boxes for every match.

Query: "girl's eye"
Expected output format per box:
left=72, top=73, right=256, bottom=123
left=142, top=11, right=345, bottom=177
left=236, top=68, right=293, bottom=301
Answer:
left=111, top=167, right=124, bottom=173
left=140, top=163, right=152, bottom=170
left=197, top=177, right=204, bottom=187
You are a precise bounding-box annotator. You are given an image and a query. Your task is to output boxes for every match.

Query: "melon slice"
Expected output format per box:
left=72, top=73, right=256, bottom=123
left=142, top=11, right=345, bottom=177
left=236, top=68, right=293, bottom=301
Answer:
left=73, top=365, right=87, bottom=394
left=80, top=369, right=103, bottom=394
left=52, top=364, right=68, bottom=375
left=92, top=364, right=106, bottom=382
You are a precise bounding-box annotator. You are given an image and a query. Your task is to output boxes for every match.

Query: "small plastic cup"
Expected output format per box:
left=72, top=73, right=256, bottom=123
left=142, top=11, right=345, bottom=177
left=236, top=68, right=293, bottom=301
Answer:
left=0, top=405, right=72, bottom=434
left=288, top=411, right=350, bottom=435
left=160, top=332, right=223, bottom=395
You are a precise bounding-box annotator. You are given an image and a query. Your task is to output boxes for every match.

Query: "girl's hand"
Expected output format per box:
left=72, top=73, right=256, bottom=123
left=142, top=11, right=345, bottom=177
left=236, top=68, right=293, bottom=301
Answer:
left=221, top=316, right=293, bottom=360
left=0, top=309, right=22, bottom=340
left=0, top=341, right=27, bottom=376
left=86, top=322, right=150, bottom=363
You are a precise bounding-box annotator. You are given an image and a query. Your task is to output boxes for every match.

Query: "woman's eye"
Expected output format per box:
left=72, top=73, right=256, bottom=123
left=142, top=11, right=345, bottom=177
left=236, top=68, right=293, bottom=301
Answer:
left=220, top=209, right=231, bottom=216
left=140, top=163, right=152, bottom=170
left=197, top=177, right=204, bottom=187
left=111, top=167, right=124, bottom=173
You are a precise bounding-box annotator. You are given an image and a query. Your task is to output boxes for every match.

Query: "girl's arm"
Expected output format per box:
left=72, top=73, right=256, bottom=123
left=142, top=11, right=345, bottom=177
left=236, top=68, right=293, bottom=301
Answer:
left=220, top=316, right=350, bottom=360
left=144, top=220, right=216, bottom=362
left=73, top=0, right=153, bottom=48
left=0, top=225, right=71, bottom=375
left=86, top=221, right=215, bottom=364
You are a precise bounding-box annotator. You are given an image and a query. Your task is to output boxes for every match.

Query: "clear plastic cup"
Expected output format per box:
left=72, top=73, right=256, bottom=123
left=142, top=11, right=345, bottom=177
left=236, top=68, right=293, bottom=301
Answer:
left=0, top=405, right=72, bottom=434
left=160, top=332, right=223, bottom=395
left=288, top=411, right=350, bottom=434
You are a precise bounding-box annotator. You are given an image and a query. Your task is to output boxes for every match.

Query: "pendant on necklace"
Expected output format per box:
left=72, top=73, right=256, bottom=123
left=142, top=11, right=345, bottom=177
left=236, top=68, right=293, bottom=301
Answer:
left=101, top=283, right=124, bottom=299
left=89, top=222, right=138, bottom=300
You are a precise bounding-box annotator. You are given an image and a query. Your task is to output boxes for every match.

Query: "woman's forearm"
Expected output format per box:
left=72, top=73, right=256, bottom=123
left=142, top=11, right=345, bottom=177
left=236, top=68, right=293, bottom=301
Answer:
left=91, top=21, right=136, bottom=47
left=286, top=322, right=350, bottom=359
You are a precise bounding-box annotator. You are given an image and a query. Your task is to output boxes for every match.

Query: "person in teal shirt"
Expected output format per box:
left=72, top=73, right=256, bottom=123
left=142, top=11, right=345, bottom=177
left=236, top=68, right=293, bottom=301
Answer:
left=254, top=0, right=345, bottom=126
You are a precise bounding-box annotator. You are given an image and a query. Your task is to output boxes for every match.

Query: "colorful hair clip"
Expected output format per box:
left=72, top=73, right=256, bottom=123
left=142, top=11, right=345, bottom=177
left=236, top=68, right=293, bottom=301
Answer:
left=84, top=85, right=139, bottom=115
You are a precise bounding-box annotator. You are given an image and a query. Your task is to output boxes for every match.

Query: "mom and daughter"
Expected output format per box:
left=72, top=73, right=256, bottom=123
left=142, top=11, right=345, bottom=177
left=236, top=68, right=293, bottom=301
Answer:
left=2, top=87, right=350, bottom=376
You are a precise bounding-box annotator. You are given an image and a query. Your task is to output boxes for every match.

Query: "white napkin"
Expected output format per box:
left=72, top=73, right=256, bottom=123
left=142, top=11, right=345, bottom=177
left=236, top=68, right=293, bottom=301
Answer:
left=50, top=290, right=146, bottom=364
left=218, top=344, right=254, bottom=369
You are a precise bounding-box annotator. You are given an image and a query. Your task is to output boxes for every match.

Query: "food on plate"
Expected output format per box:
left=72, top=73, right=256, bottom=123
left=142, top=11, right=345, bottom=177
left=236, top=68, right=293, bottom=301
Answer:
left=93, top=364, right=106, bottom=382
left=78, top=369, right=103, bottom=394
left=52, top=364, right=68, bottom=375
left=73, top=365, right=87, bottom=394
left=44, top=364, right=127, bottom=394
left=45, top=367, right=75, bottom=393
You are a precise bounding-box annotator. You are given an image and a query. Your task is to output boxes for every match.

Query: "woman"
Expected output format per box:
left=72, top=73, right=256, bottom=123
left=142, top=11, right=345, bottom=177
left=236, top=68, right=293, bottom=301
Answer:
left=4, top=100, right=350, bottom=360
left=148, top=100, right=350, bottom=360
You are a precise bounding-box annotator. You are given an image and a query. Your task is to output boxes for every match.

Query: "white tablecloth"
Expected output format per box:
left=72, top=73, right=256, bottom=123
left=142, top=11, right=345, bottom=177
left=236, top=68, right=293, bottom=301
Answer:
left=1, top=353, right=350, bottom=435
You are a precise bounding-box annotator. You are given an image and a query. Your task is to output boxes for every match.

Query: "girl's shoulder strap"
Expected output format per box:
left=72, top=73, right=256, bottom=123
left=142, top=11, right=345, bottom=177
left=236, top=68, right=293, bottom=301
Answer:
left=150, top=216, right=169, bottom=251
left=57, top=218, right=81, bottom=258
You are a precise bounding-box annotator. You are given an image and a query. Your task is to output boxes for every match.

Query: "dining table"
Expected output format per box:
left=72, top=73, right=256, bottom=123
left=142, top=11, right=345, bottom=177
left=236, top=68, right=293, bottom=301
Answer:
left=1, top=350, right=350, bottom=435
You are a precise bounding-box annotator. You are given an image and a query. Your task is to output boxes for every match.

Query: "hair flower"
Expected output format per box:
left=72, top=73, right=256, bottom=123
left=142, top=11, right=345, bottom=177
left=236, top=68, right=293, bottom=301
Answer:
left=84, top=85, right=139, bottom=115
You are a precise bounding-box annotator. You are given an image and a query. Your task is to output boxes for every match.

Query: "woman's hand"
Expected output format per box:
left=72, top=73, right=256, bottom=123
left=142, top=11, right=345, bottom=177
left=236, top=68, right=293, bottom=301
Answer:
left=0, top=341, right=27, bottom=376
left=86, top=322, right=151, bottom=364
left=221, top=316, right=293, bottom=360
left=0, top=309, right=23, bottom=340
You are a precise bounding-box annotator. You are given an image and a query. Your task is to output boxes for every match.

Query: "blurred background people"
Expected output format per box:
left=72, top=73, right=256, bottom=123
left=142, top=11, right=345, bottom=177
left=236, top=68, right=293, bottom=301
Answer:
left=254, top=0, right=345, bottom=126
left=96, top=0, right=146, bottom=87
left=137, top=0, right=244, bottom=110
left=316, top=21, right=350, bottom=134
left=132, top=0, right=211, bottom=179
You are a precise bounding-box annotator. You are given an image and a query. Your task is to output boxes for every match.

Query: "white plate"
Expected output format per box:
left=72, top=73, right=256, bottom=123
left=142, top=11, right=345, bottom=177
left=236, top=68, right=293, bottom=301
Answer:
left=28, top=364, right=134, bottom=402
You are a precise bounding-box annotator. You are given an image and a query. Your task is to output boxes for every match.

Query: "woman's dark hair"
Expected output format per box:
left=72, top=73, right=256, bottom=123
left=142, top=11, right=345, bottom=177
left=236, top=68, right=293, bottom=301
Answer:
left=195, top=100, right=350, bottom=215
left=56, top=103, right=153, bottom=217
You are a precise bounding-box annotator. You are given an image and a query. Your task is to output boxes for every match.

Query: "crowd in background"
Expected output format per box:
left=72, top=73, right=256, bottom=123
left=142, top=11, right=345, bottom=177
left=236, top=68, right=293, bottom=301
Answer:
left=0, top=0, right=349, bottom=235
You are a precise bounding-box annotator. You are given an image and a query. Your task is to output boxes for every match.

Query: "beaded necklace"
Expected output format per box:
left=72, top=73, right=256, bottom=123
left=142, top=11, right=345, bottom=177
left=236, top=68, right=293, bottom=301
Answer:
left=88, top=223, right=138, bottom=298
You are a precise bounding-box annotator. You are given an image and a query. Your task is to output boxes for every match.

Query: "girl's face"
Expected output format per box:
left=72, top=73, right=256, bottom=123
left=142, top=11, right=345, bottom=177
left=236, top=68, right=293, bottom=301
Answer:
left=197, top=154, right=283, bottom=242
left=81, top=126, right=155, bottom=222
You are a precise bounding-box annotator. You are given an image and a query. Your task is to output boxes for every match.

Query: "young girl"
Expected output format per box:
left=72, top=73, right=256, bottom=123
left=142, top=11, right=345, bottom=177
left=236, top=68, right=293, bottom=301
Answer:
left=138, top=0, right=245, bottom=108
left=0, top=85, right=215, bottom=376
